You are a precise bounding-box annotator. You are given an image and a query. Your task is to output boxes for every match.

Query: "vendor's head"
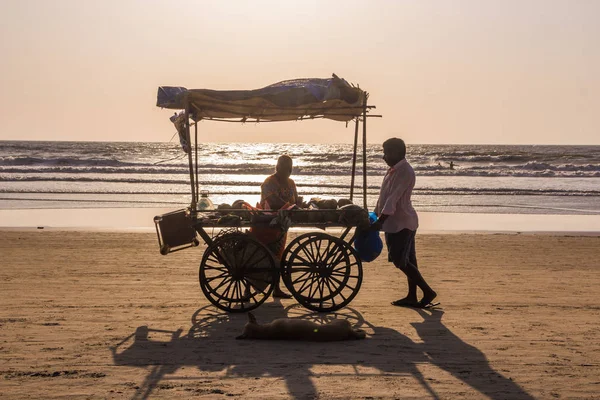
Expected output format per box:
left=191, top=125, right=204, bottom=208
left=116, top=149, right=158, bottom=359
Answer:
left=275, top=155, right=293, bottom=179
left=382, top=138, right=406, bottom=167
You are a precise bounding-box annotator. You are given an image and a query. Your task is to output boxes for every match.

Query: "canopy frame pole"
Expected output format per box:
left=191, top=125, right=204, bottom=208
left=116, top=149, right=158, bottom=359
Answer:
left=362, top=93, right=368, bottom=210
left=194, top=116, right=199, bottom=199
left=184, top=103, right=197, bottom=210
left=349, top=117, right=359, bottom=201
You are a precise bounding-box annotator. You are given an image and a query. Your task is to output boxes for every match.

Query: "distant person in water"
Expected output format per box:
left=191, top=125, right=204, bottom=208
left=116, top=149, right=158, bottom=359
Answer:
left=449, top=161, right=454, bottom=170
left=252, top=155, right=302, bottom=299
left=370, top=138, right=437, bottom=308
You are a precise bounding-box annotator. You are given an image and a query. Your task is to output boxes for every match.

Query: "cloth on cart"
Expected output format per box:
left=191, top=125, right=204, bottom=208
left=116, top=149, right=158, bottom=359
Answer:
left=243, top=201, right=294, bottom=295
left=249, top=201, right=294, bottom=260
left=157, top=74, right=365, bottom=123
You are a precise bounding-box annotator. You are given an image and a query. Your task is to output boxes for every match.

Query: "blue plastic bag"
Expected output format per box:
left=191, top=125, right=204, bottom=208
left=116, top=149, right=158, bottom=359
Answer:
left=353, top=212, right=383, bottom=262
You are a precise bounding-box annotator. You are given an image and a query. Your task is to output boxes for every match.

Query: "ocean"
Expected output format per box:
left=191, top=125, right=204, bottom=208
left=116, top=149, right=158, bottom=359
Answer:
left=0, top=141, right=599, bottom=215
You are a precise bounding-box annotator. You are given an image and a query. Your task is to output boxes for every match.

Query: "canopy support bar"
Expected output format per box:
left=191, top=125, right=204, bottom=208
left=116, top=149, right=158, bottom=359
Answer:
left=185, top=104, right=197, bottom=210
left=195, top=116, right=199, bottom=199
left=350, top=117, right=359, bottom=201
left=191, top=114, right=380, bottom=123
left=362, top=93, right=368, bottom=210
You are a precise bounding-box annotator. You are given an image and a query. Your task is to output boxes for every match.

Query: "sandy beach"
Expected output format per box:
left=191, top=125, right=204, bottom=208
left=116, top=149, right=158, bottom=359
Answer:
left=1, top=229, right=599, bottom=399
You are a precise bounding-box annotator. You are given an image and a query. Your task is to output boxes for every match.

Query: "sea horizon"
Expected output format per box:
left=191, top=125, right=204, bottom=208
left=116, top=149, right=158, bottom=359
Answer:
left=2, top=139, right=599, bottom=146
left=1, top=141, right=599, bottom=227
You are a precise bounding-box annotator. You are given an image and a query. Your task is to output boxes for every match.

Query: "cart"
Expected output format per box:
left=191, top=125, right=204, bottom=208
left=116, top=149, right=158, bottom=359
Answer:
left=153, top=74, right=381, bottom=313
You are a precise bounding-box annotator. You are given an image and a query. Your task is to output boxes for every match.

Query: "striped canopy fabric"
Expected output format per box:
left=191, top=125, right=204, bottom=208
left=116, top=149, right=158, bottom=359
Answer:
left=157, top=74, right=367, bottom=122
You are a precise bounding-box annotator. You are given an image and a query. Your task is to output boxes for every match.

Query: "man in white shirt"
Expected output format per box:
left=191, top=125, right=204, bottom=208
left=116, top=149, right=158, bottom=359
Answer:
left=370, top=138, right=437, bottom=308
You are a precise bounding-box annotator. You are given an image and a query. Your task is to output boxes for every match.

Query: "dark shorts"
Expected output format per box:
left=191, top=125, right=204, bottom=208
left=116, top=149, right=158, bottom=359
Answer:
left=385, top=229, right=417, bottom=270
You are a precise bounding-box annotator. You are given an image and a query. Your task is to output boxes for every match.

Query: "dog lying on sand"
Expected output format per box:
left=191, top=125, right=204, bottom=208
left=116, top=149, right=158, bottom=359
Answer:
left=236, top=312, right=366, bottom=341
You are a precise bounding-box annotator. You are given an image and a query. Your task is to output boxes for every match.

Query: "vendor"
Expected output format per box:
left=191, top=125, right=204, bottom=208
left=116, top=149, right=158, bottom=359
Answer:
left=260, top=155, right=302, bottom=210
left=254, top=155, right=302, bottom=298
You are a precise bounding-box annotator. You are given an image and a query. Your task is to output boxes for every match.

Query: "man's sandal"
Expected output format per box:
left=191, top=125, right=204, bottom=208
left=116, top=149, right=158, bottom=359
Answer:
left=418, top=301, right=441, bottom=309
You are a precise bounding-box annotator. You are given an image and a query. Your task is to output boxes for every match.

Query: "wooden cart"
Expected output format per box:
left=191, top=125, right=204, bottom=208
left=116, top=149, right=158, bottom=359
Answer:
left=153, top=74, right=381, bottom=313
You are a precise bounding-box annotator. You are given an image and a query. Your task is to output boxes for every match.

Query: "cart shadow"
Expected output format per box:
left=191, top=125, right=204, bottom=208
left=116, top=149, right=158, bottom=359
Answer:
left=112, top=301, right=533, bottom=400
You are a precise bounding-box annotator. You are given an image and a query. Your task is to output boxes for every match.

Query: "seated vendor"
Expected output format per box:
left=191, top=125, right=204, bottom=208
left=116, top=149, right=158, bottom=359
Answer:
left=255, top=155, right=302, bottom=298
left=260, top=155, right=302, bottom=210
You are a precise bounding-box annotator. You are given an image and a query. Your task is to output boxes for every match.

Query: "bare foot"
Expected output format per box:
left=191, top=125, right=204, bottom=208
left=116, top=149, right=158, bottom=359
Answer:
left=391, top=296, right=420, bottom=308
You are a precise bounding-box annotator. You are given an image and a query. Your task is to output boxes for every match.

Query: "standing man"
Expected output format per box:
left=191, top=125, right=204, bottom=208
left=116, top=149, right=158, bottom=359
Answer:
left=370, top=138, right=437, bottom=308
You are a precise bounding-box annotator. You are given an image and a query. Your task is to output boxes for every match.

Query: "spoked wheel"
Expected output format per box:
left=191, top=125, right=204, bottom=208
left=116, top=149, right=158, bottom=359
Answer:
left=280, top=232, right=321, bottom=282
left=280, top=232, right=321, bottom=295
left=199, top=233, right=278, bottom=313
left=282, top=232, right=363, bottom=312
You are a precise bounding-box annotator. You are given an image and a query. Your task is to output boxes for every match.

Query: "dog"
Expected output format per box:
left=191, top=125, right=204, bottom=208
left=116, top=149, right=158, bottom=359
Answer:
left=235, top=312, right=367, bottom=341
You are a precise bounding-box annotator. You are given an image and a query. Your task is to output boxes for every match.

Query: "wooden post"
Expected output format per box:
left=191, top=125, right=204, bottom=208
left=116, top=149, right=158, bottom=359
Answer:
left=362, top=93, right=368, bottom=210
left=350, top=117, right=359, bottom=201
left=185, top=104, right=196, bottom=210
left=194, top=117, right=199, bottom=198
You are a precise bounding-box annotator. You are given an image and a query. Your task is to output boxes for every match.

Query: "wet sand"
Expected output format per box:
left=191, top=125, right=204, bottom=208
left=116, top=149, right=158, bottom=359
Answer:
left=1, top=230, right=599, bottom=399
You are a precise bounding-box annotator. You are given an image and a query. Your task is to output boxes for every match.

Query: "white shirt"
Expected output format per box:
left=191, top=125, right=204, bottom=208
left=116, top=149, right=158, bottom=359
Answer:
left=374, top=158, right=419, bottom=232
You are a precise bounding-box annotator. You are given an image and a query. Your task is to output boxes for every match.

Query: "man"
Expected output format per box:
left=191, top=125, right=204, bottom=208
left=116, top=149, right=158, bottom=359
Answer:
left=370, top=138, right=437, bottom=308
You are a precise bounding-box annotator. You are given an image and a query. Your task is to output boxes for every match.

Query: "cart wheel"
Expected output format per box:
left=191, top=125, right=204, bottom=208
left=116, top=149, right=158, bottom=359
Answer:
left=283, top=232, right=362, bottom=312
left=280, top=232, right=321, bottom=292
left=199, top=233, right=277, bottom=313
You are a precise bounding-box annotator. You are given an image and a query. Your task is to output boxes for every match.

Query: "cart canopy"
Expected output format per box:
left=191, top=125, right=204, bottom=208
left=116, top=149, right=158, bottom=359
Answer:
left=156, top=74, right=366, bottom=122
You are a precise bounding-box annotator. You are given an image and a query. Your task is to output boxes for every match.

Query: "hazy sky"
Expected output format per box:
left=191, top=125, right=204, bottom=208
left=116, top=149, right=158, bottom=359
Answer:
left=1, top=0, right=599, bottom=144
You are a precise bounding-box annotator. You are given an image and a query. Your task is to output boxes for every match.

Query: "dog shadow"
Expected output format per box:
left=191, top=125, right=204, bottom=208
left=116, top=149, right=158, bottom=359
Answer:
left=112, top=301, right=532, bottom=399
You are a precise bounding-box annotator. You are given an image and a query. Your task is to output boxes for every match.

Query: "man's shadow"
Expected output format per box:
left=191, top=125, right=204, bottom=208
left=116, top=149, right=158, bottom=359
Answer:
left=409, top=307, right=534, bottom=400
left=276, top=305, right=441, bottom=399
left=112, top=301, right=533, bottom=400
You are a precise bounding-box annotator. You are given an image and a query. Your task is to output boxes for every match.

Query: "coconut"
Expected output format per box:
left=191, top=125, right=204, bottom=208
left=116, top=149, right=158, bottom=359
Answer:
left=337, top=198, right=353, bottom=207
left=217, top=203, right=232, bottom=215
left=317, top=199, right=338, bottom=209
left=338, top=204, right=370, bottom=229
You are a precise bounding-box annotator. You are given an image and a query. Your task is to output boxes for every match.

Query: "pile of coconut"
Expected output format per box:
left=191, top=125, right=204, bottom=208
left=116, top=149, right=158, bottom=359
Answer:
left=214, top=198, right=369, bottom=227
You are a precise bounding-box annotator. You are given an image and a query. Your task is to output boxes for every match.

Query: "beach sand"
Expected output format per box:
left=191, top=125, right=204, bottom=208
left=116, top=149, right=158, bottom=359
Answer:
left=1, top=230, right=599, bottom=399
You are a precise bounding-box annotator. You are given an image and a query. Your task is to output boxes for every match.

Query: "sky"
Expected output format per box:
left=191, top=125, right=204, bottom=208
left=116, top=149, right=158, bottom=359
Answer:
left=0, top=0, right=599, bottom=145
